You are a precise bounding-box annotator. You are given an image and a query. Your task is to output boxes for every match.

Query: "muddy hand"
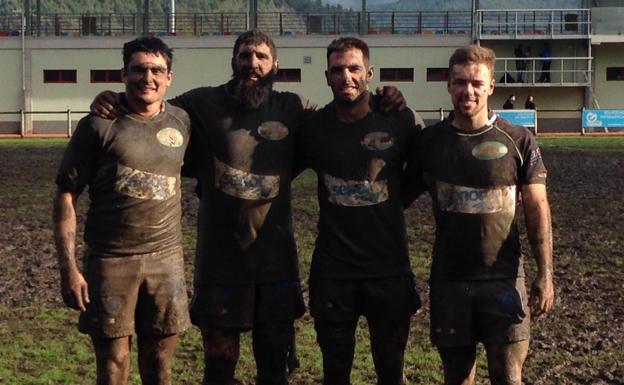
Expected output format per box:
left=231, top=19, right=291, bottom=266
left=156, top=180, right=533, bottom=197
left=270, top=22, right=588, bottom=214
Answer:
left=61, top=268, right=90, bottom=312
left=90, top=91, right=121, bottom=119
left=529, top=272, right=555, bottom=320
left=376, top=86, right=406, bottom=112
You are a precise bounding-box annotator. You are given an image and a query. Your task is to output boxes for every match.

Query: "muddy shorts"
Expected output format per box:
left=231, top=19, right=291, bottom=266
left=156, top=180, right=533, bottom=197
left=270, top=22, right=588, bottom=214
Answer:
left=189, top=281, right=305, bottom=330
left=309, top=275, right=421, bottom=322
left=429, top=277, right=530, bottom=347
left=78, top=246, right=191, bottom=338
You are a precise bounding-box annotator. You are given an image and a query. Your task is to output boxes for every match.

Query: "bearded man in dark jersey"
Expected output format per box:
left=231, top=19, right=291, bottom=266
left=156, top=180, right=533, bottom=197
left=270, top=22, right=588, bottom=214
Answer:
left=297, top=37, right=424, bottom=385
left=54, top=37, right=191, bottom=385
left=173, top=30, right=313, bottom=385
left=404, top=45, right=555, bottom=385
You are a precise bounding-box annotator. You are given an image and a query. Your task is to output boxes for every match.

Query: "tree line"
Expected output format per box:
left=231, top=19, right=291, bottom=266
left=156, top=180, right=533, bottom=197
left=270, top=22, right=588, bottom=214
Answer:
left=0, top=0, right=346, bottom=15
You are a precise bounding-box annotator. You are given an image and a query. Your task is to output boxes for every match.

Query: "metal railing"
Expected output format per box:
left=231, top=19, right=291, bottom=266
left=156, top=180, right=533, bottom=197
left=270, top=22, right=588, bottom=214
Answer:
left=0, top=11, right=474, bottom=37
left=257, top=12, right=361, bottom=35
left=3, top=109, right=617, bottom=137
left=0, top=110, right=87, bottom=137
left=476, top=8, right=591, bottom=38
left=367, top=11, right=471, bottom=35
left=495, top=56, right=592, bottom=86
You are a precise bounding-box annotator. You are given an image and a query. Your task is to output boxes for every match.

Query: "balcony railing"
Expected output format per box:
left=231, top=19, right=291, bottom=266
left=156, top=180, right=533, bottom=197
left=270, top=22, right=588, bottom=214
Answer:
left=476, top=8, right=590, bottom=39
left=0, top=11, right=473, bottom=37
left=495, top=56, right=592, bottom=86
left=367, top=11, right=471, bottom=35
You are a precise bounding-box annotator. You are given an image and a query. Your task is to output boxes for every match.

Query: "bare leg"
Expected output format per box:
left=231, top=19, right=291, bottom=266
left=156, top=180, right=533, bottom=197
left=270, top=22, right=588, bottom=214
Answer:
left=484, top=340, right=529, bottom=385
left=137, top=333, right=179, bottom=385
left=368, top=318, right=410, bottom=385
left=437, top=345, right=477, bottom=385
left=91, top=335, right=132, bottom=385
left=200, top=326, right=241, bottom=385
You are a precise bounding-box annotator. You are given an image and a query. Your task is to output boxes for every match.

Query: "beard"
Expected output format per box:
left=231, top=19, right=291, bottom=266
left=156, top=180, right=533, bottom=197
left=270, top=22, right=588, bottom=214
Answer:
left=232, top=68, right=275, bottom=109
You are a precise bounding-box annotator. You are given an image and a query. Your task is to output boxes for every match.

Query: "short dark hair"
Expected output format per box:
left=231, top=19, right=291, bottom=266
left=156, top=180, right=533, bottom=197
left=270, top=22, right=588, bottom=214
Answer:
left=326, top=37, right=370, bottom=64
left=122, top=37, right=173, bottom=71
left=448, top=45, right=496, bottom=78
left=233, top=29, right=277, bottom=59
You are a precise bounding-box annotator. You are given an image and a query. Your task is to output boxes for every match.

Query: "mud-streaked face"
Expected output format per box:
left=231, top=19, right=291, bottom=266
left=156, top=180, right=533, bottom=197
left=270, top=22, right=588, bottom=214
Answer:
left=232, top=43, right=278, bottom=83
left=447, top=62, right=494, bottom=123
left=122, top=52, right=172, bottom=112
left=326, top=48, right=373, bottom=105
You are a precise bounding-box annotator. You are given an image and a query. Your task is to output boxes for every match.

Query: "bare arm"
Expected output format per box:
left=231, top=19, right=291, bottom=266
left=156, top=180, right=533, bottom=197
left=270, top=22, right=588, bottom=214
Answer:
left=53, top=189, right=89, bottom=311
left=521, top=183, right=555, bottom=319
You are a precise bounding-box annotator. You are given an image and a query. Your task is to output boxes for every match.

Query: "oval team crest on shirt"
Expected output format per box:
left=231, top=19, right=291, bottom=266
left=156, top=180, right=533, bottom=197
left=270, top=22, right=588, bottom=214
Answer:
left=361, top=132, right=394, bottom=151
left=472, top=141, right=508, bottom=160
left=156, top=127, right=184, bottom=147
left=257, top=121, right=289, bottom=141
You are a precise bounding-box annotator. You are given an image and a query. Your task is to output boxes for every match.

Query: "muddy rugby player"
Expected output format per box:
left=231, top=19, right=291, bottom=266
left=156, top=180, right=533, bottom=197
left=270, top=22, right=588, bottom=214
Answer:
left=53, top=37, right=191, bottom=385
left=405, top=44, right=555, bottom=385
left=296, top=37, right=424, bottom=385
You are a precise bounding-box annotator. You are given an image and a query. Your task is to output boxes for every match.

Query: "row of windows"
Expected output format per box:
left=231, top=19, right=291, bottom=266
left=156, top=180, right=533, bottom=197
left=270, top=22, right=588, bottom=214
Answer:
left=379, top=68, right=450, bottom=82
left=44, top=69, right=120, bottom=83
left=43, top=69, right=302, bottom=84
left=381, top=67, right=624, bottom=82
left=43, top=67, right=624, bottom=84
left=43, top=68, right=441, bottom=83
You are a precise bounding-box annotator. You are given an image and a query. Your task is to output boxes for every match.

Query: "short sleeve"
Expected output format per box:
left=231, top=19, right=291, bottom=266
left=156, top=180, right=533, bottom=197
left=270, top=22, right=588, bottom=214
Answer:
left=181, top=134, right=197, bottom=178
left=296, top=93, right=318, bottom=120
left=55, top=115, right=102, bottom=193
left=518, top=131, right=547, bottom=185
left=293, top=113, right=315, bottom=177
left=168, top=91, right=190, bottom=111
left=401, top=109, right=426, bottom=207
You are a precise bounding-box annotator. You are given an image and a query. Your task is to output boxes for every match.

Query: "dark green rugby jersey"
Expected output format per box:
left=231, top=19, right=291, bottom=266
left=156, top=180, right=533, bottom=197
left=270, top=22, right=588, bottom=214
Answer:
left=297, top=103, right=422, bottom=280
left=56, top=102, right=190, bottom=255
left=171, top=82, right=316, bottom=284
left=417, top=115, right=547, bottom=280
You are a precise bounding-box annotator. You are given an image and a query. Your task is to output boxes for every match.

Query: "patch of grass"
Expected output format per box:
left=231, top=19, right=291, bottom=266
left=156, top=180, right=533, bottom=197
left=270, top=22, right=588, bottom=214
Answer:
left=0, top=138, right=69, bottom=148
left=538, top=136, right=624, bottom=151
left=0, top=306, right=97, bottom=385
left=0, top=305, right=451, bottom=385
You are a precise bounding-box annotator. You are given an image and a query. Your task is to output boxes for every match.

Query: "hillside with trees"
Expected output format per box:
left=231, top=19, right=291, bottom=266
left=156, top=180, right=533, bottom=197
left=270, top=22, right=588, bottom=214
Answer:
left=0, top=0, right=346, bottom=14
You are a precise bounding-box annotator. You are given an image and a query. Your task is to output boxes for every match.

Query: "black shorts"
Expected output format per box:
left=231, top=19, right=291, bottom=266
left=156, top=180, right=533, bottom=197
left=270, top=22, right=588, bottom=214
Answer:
left=429, top=277, right=530, bottom=347
left=190, top=281, right=305, bottom=330
left=309, top=275, right=421, bottom=322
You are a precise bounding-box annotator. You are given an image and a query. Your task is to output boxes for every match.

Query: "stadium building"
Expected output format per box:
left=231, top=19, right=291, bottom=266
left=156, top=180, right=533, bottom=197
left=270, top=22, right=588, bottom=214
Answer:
left=0, top=0, right=623, bottom=135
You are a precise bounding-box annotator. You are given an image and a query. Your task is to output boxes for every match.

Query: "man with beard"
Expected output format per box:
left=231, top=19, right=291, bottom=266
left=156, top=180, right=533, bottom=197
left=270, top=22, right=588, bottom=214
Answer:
left=404, top=45, right=555, bottom=385
left=296, top=37, right=423, bottom=385
left=91, top=30, right=405, bottom=385
left=171, top=30, right=312, bottom=385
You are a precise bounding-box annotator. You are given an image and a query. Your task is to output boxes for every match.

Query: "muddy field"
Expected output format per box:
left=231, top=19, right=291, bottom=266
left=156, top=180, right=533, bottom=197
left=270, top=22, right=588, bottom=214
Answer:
left=0, top=141, right=623, bottom=384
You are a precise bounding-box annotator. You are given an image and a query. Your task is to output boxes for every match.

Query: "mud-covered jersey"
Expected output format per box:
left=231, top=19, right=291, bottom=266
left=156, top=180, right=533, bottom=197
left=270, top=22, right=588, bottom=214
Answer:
left=170, top=82, right=316, bottom=284
left=297, top=103, right=421, bottom=280
left=416, top=115, right=547, bottom=280
left=55, top=103, right=190, bottom=255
